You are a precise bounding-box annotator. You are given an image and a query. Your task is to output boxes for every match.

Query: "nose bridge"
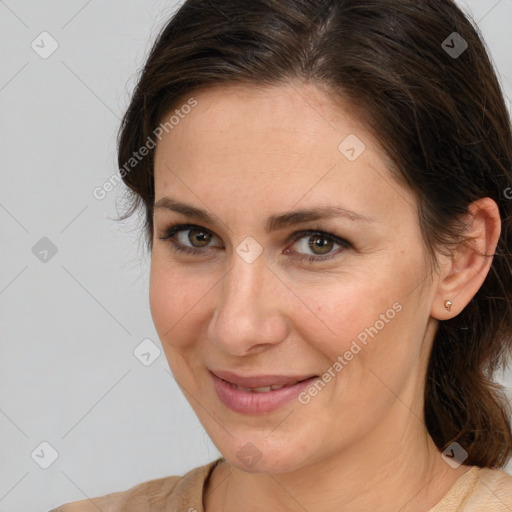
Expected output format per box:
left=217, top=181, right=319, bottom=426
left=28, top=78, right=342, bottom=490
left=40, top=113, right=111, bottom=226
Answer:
left=208, top=251, right=287, bottom=354
left=225, top=255, right=261, bottom=311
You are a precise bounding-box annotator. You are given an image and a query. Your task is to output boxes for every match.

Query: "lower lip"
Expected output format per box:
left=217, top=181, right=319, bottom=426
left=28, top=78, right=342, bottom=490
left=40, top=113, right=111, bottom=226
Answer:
left=210, top=372, right=318, bottom=414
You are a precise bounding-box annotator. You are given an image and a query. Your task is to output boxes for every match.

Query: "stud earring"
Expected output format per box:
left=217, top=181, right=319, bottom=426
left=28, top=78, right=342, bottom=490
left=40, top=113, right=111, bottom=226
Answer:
left=444, top=300, right=453, bottom=312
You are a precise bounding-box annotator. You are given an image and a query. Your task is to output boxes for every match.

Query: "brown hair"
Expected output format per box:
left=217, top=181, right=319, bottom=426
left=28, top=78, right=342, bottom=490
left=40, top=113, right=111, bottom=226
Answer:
left=117, top=0, right=512, bottom=467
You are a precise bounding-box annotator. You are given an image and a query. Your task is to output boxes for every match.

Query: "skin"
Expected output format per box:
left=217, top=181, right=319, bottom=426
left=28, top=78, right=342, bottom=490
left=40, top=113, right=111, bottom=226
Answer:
left=149, top=82, right=501, bottom=511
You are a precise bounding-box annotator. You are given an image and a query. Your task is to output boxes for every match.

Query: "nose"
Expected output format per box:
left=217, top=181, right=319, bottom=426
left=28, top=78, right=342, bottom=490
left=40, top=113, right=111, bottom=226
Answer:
left=207, top=252, right=289, bottom=356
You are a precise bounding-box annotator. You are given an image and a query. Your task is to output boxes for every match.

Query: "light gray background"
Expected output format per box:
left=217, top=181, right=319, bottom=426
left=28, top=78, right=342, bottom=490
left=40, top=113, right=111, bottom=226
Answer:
left=1, top=1, right=511, bottom=511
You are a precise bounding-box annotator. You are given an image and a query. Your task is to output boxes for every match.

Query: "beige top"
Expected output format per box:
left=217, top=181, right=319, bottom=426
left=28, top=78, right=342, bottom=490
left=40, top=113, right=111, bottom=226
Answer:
left=51, top=458, right=512, bottom=511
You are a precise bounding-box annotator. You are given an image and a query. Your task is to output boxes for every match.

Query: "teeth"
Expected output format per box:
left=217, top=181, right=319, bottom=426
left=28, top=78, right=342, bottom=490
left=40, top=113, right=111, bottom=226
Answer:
left=234, top=382, right=297, bottom=392
left=251, top=386, right=272, bottom=393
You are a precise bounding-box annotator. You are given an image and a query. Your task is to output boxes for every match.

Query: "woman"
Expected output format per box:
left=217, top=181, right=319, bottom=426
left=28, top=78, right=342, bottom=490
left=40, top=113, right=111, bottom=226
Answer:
left=54, top=0, right=512, bottom=510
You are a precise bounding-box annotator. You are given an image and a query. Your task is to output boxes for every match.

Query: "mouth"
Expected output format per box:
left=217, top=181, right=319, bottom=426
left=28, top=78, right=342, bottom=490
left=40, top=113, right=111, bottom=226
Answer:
left=209, top=370, right=319, bottom=414
left=209, top=369, right=318, bottom=389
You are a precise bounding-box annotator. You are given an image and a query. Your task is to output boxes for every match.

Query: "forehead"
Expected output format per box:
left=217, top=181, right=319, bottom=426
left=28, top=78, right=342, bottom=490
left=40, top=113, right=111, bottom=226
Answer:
left=152, top=83, right=416, bottom=225
left=155, top=82, right=369, bottom=164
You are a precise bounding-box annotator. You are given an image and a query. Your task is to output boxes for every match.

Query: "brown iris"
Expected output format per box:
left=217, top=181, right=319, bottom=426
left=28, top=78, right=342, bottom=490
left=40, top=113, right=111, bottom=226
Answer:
left=188, top=229, right=211, bottom=247
left=308, top=235, right=333, bottom=255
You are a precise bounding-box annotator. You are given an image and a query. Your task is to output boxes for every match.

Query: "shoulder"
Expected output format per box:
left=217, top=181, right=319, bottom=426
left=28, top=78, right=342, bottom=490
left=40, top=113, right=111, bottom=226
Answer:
left=466, top=466, right=512, bottom=510
left=49, top=474, right=182, bottom=511
left=432, top=465, right=512, bottom=511
left=49, top=458, right=223, bottom=512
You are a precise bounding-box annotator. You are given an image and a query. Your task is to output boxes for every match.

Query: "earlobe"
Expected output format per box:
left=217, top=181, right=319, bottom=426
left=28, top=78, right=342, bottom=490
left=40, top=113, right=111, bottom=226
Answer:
left=431, top=197, right=501, bottom=320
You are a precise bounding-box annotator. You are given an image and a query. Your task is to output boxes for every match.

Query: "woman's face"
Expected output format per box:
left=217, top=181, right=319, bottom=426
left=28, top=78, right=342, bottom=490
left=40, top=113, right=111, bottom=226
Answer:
left=150, top=83, right=442, bottom=473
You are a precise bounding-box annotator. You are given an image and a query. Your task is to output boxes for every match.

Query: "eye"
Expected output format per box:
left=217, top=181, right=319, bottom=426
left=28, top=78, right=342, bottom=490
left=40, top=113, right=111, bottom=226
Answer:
left=157, top=223, right=221, bottom=256
left=157, top=223, right=351, bottom=263
left=285, top=229, right=351, bottom=263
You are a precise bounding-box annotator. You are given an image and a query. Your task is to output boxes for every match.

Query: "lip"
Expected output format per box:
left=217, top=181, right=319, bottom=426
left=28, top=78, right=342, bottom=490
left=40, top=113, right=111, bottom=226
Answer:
left=210, top=370, right=318, bottom=414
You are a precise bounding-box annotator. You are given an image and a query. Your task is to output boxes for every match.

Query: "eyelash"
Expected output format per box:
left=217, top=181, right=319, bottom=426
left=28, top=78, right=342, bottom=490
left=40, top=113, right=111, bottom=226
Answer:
left=157, top=223, right=352, bottom=263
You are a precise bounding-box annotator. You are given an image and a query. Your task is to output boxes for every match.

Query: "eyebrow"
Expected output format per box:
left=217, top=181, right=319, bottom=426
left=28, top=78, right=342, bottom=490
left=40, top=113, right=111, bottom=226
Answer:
left=153, top=197, right=375, bottom=232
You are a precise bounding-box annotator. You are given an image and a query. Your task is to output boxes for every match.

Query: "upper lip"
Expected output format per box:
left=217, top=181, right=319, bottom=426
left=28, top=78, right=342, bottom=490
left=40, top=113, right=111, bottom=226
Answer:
left=210, top=369, right=317, bottom=388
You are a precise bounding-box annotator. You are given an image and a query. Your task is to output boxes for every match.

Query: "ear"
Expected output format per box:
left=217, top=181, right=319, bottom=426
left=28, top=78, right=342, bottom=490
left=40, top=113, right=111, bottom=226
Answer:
left=431, top=197, right=501, bottom=320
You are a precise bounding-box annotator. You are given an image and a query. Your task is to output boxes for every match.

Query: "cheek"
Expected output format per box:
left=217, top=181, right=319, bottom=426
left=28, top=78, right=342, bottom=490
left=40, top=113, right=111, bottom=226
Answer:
left=298, top=265, right=425, bottom=403
left=295, top=287, right=412, bottom=425
left=149, top=254, right=208, bottom=350
left=298, top=278, right=403, bottom=359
